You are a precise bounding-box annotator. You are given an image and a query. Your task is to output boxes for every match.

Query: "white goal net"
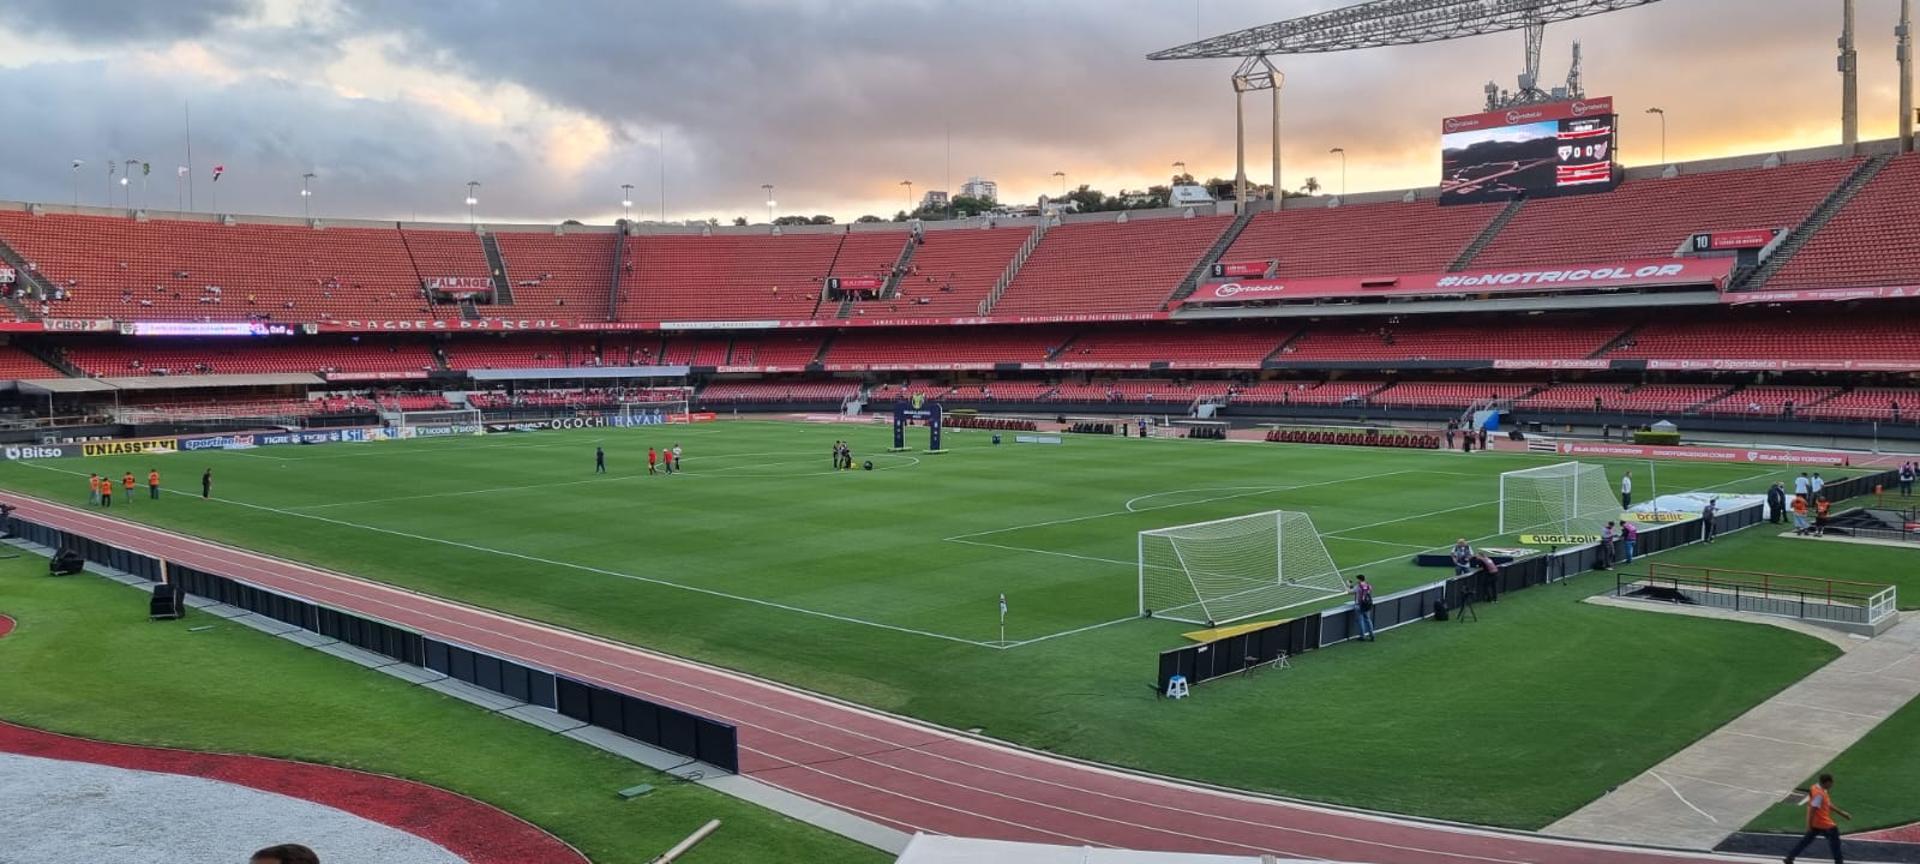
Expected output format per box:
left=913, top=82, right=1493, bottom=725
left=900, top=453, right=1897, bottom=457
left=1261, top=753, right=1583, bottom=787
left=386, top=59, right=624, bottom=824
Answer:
left=394, top=408, right=484, bottom=435
left=1498, top=461, right=1618, bottom=537
left=1139, top=510, right=1349, bottom=626
left=613, top=400, right=689, bottom=427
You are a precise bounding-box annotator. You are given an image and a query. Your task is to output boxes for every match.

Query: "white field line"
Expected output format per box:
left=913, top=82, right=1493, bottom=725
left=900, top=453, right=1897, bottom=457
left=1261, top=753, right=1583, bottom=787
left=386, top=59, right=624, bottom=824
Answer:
left=18, top=460, right=1001, bottom=650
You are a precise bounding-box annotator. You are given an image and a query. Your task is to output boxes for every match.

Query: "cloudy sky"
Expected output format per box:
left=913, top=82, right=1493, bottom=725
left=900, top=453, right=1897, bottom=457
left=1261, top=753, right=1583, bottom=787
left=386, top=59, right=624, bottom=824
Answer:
left=0, top=0, right=1903, bottom=225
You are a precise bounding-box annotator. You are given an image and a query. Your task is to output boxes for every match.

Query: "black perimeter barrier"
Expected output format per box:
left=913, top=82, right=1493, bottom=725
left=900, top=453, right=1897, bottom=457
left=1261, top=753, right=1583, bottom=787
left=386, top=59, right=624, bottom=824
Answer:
left=10, top=515, right=739, bottom=773
left=1157, top=468, right=1901, bottom=693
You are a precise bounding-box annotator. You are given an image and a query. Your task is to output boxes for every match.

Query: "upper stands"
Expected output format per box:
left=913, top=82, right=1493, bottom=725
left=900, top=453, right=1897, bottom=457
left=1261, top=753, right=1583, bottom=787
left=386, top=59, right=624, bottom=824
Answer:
left=492, top=231, right=615, bottom=315
left=0, top=211, right=450, bottom=323
left=992, top=216, right=1230, bottom=315
left=399, top=228, right=491, bottom=286
left=1223, top=200, right=1501, bottom=278
left=1469, top=158, right=1858, bottom=268
left=855, top=227, right=1029, bottom=318
left=619, top=233, right=846, bottom=321
left=1765, top=153, right=1920, bottom=291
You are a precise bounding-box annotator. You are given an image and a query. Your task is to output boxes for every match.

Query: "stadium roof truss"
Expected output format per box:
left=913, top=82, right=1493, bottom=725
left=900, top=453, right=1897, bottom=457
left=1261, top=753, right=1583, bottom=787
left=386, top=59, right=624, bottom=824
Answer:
left=1147, top=0, right=1663, bottom=60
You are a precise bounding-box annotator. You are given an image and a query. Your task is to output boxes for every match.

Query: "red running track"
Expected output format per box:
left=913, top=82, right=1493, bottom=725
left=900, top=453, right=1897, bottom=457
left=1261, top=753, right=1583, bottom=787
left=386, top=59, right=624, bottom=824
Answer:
left=3, top=492, right=1738, bottom=863
left=0, top=720, right=587, bottom=863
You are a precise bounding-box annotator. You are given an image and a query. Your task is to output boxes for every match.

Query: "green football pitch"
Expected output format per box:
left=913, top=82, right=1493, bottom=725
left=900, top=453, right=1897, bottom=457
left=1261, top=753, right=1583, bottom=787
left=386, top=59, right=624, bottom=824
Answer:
left=0, top=420, right=1856, bottom=825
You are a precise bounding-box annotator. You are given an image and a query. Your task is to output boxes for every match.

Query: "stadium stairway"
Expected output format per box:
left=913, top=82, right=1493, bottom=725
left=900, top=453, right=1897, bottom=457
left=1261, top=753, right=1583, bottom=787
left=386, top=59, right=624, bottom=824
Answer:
left=1260, top=328, right=1308, bottom=365
left=21, top=341, right=81, bottom=378
left=1586, top=319, right=1646, bottom=358
left=1448, top=198, right=1525, bottom=271
left=605, top=228, right=625, bottom=322
left=1165, top=207, right=1258, bottom=308
left=480, top=233, right=515, bottom=305
left=976, top=221, right=1049, bottom=315
left=819, top=233, right=851, bottom=319
left=852, top=233, right=920, bottom=320
left=0, top=233, right=51, bottom=321
left=457, top=299, right=483, bottom=321
left=1738, top=153, right=1893, bottom=291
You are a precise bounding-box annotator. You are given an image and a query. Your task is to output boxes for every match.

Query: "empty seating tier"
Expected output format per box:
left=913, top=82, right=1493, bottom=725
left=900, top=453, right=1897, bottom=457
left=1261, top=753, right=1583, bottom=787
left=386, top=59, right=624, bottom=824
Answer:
left=1765, top=154, right=1920, bottom=291
left=992, top=216, right=1231, bottom=315
left=1471, top=158, right=1858, bottom=268
left=1224, top=200, right=1501, bottom=278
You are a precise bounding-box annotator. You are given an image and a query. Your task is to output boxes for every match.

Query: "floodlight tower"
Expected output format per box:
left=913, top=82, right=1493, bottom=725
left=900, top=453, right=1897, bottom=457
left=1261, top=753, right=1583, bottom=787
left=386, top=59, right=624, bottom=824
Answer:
left=1230, top=56, right=1282, bottom=211
left=1151, top=1, right=1665, bottom=195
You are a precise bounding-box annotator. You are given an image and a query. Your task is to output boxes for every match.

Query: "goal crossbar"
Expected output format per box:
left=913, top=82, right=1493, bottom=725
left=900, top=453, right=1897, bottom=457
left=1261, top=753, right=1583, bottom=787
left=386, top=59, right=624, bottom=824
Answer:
left=1139, top=509, right=1349, bottom=626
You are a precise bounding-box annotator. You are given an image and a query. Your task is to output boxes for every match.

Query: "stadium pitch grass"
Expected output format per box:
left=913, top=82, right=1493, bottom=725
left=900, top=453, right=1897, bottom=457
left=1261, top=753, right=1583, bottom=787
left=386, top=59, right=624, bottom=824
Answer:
left=0, top=553, right=884, bottom=864
left=0, top=420, right=1877, bottom=827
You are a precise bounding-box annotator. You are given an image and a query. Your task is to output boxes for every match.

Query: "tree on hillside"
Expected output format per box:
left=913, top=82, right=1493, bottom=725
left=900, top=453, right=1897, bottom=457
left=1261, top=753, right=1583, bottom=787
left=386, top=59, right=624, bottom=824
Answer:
left=855, top=214, right=884, bottom=223
left=732, top=216, right=748, bottom=227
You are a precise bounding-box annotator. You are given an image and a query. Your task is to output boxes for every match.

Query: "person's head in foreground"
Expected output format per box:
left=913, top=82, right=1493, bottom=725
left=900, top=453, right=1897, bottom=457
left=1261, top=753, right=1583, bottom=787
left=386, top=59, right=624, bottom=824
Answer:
left=251, top=844, right=319, bottom=864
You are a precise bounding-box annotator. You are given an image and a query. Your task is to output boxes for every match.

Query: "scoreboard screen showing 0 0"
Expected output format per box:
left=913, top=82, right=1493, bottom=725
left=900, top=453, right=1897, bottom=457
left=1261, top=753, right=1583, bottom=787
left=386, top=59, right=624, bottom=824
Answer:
left=1438, top=98, right=1619, bottom=205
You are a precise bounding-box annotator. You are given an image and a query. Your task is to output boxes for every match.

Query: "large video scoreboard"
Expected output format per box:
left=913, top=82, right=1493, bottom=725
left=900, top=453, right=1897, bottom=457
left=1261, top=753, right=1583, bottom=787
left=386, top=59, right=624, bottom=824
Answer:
left=1439, top=97, right=1619, bottom=205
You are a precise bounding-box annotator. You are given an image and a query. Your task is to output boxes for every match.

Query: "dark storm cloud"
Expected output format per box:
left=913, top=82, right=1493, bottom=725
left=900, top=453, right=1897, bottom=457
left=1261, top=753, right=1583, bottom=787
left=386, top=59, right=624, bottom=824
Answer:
left=0, top=0, right=255, bottom=44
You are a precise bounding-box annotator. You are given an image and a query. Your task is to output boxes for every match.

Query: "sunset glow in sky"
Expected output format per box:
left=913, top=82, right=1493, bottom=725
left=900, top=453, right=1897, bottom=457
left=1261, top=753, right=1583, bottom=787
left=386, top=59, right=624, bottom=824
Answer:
left=0, top=0, right=1906, bottom=224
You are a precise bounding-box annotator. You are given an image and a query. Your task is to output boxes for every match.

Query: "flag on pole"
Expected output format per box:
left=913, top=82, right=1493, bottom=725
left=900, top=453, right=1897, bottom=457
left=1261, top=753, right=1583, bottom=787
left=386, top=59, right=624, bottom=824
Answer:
left=141, top=162, right=150, bottom=176
left=211, top=164, right=225, bottom=182
left=176, top=166, right=189, bottom=177
left=998, top=593, right=1007, bottom=624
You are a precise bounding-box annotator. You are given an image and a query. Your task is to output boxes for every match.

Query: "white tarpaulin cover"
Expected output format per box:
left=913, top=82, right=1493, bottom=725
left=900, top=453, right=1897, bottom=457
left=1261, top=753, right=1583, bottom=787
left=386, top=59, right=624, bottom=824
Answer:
left=894, top=835, right=1326, bottom=864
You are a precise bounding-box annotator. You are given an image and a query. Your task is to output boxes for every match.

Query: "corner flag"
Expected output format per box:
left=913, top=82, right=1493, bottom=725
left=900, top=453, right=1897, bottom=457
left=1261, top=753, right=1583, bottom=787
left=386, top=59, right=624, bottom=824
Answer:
left=998, top=593, right=1007, bottom=624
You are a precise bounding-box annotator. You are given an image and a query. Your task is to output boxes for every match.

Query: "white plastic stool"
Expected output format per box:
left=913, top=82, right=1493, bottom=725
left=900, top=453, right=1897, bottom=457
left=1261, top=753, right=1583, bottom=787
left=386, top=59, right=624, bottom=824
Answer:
left=1165, top=674, right=1190, bottom=699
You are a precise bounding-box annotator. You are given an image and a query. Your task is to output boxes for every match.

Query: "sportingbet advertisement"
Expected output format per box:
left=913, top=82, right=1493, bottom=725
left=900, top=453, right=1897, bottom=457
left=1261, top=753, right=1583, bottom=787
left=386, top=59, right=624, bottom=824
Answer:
left=1439, top=98, right=1618, bottom=205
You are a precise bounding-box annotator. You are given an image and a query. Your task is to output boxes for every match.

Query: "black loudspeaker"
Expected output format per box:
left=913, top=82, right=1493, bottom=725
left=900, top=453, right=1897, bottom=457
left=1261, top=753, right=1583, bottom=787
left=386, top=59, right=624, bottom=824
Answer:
left=49, top=548, right=84, bottom=576
left=149, top=583, right=184, bottom=620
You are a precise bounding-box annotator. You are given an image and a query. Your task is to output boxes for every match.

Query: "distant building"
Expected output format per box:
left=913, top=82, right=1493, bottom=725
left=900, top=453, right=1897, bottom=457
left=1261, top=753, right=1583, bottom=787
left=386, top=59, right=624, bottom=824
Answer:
left=920, top=190, right=950, bottom=210
left=959, top=176, right=998, bottom=202
left=1169, top=184, right=1216, bottom=206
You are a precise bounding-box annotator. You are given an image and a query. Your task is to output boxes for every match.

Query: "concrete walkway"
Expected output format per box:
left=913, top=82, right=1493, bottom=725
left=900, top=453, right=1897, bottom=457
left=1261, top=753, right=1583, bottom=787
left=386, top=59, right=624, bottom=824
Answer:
left=1547, top=612, right=1920, bottom=849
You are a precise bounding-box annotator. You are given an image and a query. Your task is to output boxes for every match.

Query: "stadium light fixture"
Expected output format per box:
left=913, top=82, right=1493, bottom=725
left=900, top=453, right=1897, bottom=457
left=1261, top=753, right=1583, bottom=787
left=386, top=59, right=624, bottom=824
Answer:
left=1051, top=171, right=1066, bottom=197
left=1329, top=147, right=1347, bottom=197
left=761, top=183, right=775, bottom=223
left=1147, top=0, right=1664, bottom=60
left=900, top=179, right=913, bottom=211
left=69, top=159, right=82, bottom=209
left=1644, top=107, right=1666, bottom=164
left=301, top=172, right=315, bottom=220
left=1172, top=161, right=1187, bottom=180
left=620, top=183, right=634, bottom=220
left=465, top=180, right=480, bottom=224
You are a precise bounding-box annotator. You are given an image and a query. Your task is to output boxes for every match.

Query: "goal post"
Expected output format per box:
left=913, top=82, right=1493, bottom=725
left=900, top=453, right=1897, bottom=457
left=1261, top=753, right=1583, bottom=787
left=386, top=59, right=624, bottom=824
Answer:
left=613, top=399, right=690, bottom=427
left=1498, top=461, right=1617, bottom=538
left=1139, top=509, right=1350, bottom=626
left=394, top=408, right=483, bottom=434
